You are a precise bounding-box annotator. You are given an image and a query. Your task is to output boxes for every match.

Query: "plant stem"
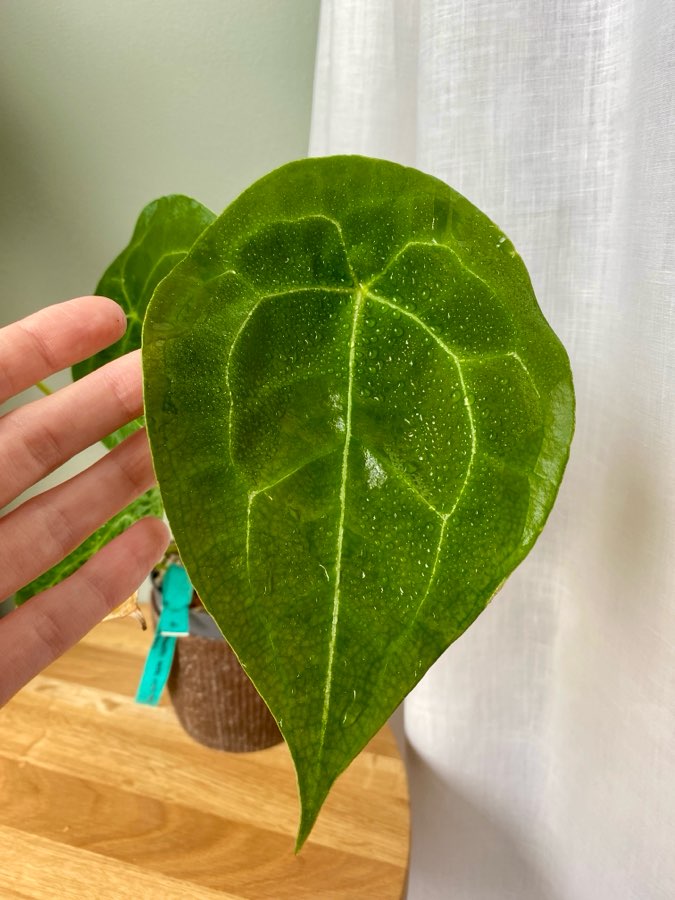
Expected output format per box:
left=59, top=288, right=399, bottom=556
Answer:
left=35, top=381, right=53, bottom=396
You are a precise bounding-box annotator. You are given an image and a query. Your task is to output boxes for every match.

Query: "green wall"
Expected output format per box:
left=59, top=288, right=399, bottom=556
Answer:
left=0, top=0, right=320, bottom=323
left=0, top=0, right=320, bottom=504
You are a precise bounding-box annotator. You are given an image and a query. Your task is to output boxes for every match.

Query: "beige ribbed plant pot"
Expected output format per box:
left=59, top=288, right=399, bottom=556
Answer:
left=151, top=583, right=282, bottom=752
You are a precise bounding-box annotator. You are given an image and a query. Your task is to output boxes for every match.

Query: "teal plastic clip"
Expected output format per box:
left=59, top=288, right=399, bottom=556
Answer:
left=158, top=563, right=192, bottom=637
left=135, top=563, right=193, bottom=706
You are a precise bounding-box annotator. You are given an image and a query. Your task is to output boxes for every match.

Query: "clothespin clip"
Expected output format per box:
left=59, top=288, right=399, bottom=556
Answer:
left=135, top=563, right=192, bottom=705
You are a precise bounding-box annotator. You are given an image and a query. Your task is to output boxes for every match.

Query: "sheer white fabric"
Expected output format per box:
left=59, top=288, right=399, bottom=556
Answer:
left=310, top=2, right=675, bottom=897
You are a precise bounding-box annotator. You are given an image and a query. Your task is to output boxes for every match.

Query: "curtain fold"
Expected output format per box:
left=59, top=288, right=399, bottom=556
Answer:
left=310, top=2, right=675, bottom=897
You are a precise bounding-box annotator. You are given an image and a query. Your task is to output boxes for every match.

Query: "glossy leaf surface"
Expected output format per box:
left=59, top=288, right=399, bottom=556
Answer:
left=73, top=195, right=215, bottom=448
left=143, top=156, right=574, bottom=845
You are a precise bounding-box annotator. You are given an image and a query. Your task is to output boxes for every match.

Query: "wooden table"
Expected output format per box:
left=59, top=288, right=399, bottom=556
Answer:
left=0, top=618, right=410, bottom=898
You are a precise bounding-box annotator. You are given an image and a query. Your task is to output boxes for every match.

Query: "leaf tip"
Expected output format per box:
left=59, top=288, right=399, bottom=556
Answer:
left=292, top=762, right=337, bottom=851
left=294, top=802, right=320, bottom=853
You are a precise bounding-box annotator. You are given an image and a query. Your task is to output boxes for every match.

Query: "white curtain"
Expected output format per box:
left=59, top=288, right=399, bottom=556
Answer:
left=310, top=2, right=675, bottom=898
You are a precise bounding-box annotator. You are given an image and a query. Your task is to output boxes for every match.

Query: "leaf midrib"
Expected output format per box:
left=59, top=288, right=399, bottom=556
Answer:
left=318, top=284, right=365, bottom=754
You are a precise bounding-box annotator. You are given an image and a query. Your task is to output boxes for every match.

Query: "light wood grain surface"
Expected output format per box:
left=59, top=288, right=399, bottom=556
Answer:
left=0, top=618, right=410, bottom=898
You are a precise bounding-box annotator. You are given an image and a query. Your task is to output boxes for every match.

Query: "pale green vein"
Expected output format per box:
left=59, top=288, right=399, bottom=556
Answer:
left=250, top=212, right=358, bottom=285
left=205, top=211, right=357, bottom=296
left=258, top=285, right=353, bottom=302
left=204, top=265, right=352, bottom=300
left=459, top=349, right=541, bottom=398
left=224, top=284, right=353, bottom=466
left=245, top=492, right=254, bottom=583
left=412, top=514, right=448, bottom=623
left=385, top=465, right=445, bottom=520
left=252, top=447, right=339, bottom=499
left=271, top=212, right=357, bottom=284
left=364, top=238, right=493, bottom=298
left=224, top=271, right=260, bottom=464
left=119, top=272, right=132, bottom=309
left=320, top=214, right=359, bottom=285
left=139, top=249, right=185, bottom=301
left=364, top=237, right=522, bottom=338
left=245, top=448, right=339, bottom=579
left=118, top=227, right=164, bottom=309
left=510, top=352, right=539, bottom=396
left=318, top=285, right=364, bottom=754
left=212, top=213, right=358, bottom=291
left=239, top=502, right=282, bottom=698
left=117, top=241, right=142, bottom=310
left=367, top=290, right=477, bottom=520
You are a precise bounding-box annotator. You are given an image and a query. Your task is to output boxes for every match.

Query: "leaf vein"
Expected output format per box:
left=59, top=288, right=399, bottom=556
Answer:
left=366, top=291, right=477, bottom=521
left=459, top=350, right=541, bottom=398
left=385, top=465, right=444, bottom=519
left=412, top=515, right=448, bottom=624
left=257, top=285, right=353, bottom=301
left=366, top=239, right=495, bottom=300
left=251, top=448, right=339, bottom=499
left=138, top=250, right=185, bottom=301
left=245, top=447, right=340, bottom=579
left=225, top=284, right=353, bottom=470
left=204, top=213, right=357, bottom=289
left=225, top=288, right=266, bottom=466
left=318, top=286, right=364, bottom=754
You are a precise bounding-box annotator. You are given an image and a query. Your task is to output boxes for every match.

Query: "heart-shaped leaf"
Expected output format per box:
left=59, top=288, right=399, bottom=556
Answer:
left=143, top=156, right=574, bottom=846
left=73, top=194, right=216, bottom=448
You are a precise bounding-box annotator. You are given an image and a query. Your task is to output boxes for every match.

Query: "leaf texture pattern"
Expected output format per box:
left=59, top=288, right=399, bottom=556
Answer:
left=143, top=156, right=574, bottom=845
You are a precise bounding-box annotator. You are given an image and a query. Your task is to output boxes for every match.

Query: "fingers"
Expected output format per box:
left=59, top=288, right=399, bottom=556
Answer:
left=0, top=296, right=127, bottom=405
left=0, top=517, right=170, bottom=707
left=0, top=428, right=157, bottom=601
left=0, top=350, right=143, bottom=507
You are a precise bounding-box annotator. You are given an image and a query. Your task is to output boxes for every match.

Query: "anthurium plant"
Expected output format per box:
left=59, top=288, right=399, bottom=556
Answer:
left=17, top=156, right=574, bottom=847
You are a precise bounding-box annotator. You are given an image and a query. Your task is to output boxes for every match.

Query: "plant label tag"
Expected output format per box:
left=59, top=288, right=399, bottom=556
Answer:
left=135, top=630, right=177, bottom=706
left=135, top=563, right=193, bottom=705
left=158, top=563, right=192, bottom=636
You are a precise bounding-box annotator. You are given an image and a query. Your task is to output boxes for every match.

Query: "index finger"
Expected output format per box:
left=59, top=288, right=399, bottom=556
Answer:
left=0, top=296, right=127, bottom=405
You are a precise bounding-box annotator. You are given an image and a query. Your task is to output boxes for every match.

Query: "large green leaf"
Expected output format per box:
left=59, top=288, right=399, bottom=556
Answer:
left=143, top=156, right=574, bottom=846
left=14, top=489, right=163, bottom=605
left=16, top=197, right=214, bottom=605
left=73, top=194, right=216, bottom=448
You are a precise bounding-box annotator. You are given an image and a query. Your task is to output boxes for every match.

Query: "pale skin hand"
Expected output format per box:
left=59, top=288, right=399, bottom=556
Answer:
left=0, top=296, right=170, bottom=706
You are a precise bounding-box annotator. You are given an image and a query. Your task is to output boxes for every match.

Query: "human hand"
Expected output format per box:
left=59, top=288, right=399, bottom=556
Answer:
left=0, top=296, right=169, bottom=706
